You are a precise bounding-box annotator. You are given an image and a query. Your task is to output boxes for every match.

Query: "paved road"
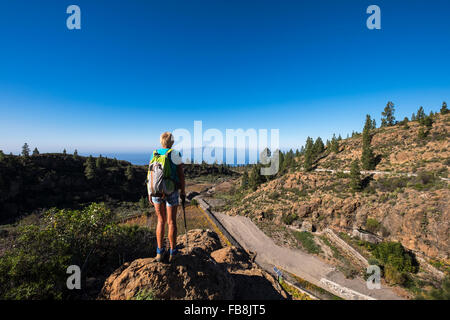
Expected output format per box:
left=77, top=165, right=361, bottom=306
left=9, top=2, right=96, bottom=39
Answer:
left=212, top=210, right=403, bottom=300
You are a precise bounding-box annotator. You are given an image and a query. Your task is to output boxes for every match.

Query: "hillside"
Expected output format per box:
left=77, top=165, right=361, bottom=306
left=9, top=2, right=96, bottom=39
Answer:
left=0, top=154, right=237, bottom=224
left=212, top=112, right=449, bottom=297
left=319, top=113, right=449, bottom=175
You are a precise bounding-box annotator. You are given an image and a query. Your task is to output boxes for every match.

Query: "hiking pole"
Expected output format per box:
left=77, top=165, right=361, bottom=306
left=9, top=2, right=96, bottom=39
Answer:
left=181, top=194, right=189, bottom=252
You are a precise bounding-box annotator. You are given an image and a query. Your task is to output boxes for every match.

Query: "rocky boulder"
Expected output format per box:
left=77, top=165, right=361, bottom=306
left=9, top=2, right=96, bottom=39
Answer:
left=99, top=229, right=287, bottom=300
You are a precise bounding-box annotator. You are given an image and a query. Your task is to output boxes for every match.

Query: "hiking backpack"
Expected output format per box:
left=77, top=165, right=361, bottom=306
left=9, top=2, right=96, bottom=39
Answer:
left=147, top=149, right=176, bottom=197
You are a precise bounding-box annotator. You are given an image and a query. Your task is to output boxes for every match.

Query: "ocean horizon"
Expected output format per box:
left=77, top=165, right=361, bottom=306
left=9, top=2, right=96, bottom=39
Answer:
left=79, top=148, right=277, bottom=166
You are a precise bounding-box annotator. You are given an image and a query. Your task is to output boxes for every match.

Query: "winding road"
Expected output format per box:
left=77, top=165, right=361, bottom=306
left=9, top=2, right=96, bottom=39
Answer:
left=197, top=197, right=404, bottom=300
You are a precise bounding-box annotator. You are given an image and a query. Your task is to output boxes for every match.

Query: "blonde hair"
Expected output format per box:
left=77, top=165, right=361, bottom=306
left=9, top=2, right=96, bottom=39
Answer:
left=160, top=132, right=174, bottom=148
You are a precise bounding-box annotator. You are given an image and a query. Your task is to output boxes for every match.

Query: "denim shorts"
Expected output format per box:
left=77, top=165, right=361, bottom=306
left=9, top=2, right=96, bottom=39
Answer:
left=151, top=190, right=179, bottom=207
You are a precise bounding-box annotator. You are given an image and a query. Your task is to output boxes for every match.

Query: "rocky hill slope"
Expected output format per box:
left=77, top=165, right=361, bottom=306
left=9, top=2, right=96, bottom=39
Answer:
left=224, top=113, right=449, bottom=268
left=100, top=229, right=287, bottom=300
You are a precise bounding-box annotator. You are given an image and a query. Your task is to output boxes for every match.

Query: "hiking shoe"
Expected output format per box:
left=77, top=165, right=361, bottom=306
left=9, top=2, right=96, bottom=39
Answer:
left=168, top=248, right=179, bottom=263
left=156, top=247, right=166, bottom=262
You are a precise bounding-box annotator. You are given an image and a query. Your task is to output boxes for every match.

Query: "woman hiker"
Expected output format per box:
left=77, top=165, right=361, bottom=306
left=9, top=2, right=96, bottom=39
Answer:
left=148, top=132, right=186, bottom=262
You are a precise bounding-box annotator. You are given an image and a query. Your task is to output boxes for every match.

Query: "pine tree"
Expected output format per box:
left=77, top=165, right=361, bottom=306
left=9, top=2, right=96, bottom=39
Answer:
left=278, top=151, right=285, bottom=174
left=73, top=149, right=79, bottom=159
left=241, top=170, right=249, bottom=189
left=313, top=137, right=325, bottom=156
left=32, top=148, right=39, bottom=156
left=303, top=137, right=314, bottom=171
left=84, top=156, right=96, bottom=180
left=0, top=150, right=5, bottom=162
left=96, top=155, right=105, bottom=170
left=22, top=143, right=30, bottom=157
left=416, top=106, right=426, bottom=123
left=417, top=127, right=428, bottom=139
left=330, top=134, right=339, bottom=153
left=249, top=165, right=262, bottom=191
left=381, top=101, right=396, bottom=127
left=441, top=102, right=449, bottom=115
left=281, top=150, right=295, bottom=173
left=402, top=117, right=410, bottom=129
left=423, top=115, right=433, bottom=129
left=63, top=149, right=67, bottom=156
left=350, top=160, right=362, bottom=191
left=361, top=115, right=376, bottom=170
left=371, top=119, right=377, bottom=129
left=125, top=165, right=135, bottom=181
left=411, top=113, right=416, bottom=121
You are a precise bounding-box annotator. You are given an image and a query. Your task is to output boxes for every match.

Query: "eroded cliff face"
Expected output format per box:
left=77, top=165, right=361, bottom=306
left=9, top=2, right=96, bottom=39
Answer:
left=99, top=229, right=287, bottom=300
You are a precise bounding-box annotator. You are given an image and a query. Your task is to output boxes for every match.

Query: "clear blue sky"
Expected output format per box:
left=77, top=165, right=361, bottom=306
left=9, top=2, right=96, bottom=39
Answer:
left=0, top=0, right=449, bottom=155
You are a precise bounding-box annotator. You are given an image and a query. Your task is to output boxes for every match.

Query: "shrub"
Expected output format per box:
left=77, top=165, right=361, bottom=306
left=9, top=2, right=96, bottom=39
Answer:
left=282, top=213, right=298, bottom=225
left=418, top=171, right=434, bottom=185
left=268, top=191, right=280, bottom=201
left=365, top=218, right=381, bottom=233
left=293, top=231, right=321, bottom=254
left=372, top=242, right=418, bottom=274
left=384, top=264, right=408, bottom=285
left=133, top=288, right=155, bottom=300
left=426, top=276, right=450, bottom=300
left=0, top=203, right=155, bottom=300
left=368, top=257, right=381, bottom=267
left=139, top=196, right=149, bottom=209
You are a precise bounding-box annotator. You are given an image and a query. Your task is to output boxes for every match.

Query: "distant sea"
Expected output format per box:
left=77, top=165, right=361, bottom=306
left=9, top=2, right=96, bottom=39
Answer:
left=90, top=153, right=151, bottom=165
left=81, top=149, right=261, bottom=166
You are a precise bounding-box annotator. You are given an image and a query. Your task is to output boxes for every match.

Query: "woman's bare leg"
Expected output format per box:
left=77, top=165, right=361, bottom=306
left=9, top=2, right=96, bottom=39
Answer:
left=166, top=205, right=178, bottom=250
left=154, top=202, right=167, bottom=250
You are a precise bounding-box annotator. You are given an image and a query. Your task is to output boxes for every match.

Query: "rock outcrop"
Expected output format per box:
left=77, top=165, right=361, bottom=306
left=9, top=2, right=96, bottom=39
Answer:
left=99, top=229, right=287, bottom=300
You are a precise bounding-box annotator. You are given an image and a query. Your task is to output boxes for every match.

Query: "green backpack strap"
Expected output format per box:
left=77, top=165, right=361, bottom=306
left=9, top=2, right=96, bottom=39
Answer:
left=163, top=149, right=173, bottom=178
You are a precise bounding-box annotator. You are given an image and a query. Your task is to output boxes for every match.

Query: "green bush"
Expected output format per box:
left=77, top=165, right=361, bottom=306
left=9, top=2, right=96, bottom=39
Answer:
left=133, top=288, right=155, bottom=300
left=0, top=203, right=155, bottom=300
left=293, top=231, right=321, bottom=254
left=426, top=276, right=450, bottom=300
left=372, top=242, right=418, bottom=274
left=282, top=213, right=298, bottom=225
left=365, top=218, right=381, bottom=233
left=268, top=191, right=280, bottom=201
left=139, top=196, right=149, bottom=209
left=384, top=264, right=408, bottom=285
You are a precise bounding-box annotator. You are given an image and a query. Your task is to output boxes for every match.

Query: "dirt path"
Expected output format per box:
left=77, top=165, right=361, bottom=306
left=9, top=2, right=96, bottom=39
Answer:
left=213, top=210, right=404, bottom=300
left=315, top=168, right=450, bottom=181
